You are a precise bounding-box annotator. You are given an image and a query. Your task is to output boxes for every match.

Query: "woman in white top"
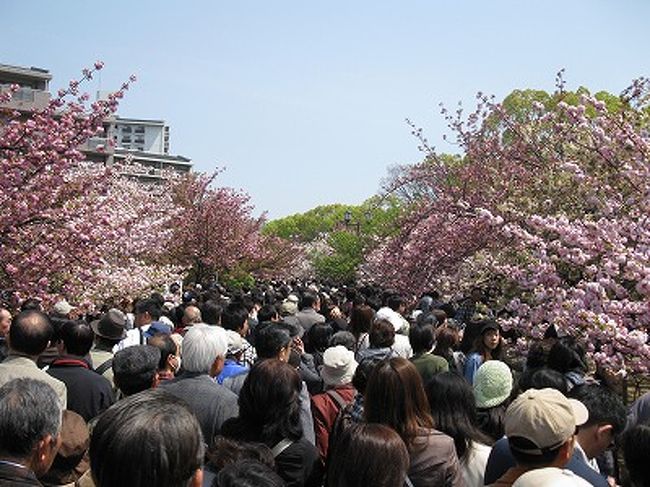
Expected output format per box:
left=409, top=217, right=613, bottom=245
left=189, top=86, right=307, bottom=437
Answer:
left=426, top=371, right=493, bottom=487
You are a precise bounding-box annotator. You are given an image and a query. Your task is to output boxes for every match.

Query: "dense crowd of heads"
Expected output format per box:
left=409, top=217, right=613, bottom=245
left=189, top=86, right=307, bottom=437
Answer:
left=0, top=280, right=647, bottom=487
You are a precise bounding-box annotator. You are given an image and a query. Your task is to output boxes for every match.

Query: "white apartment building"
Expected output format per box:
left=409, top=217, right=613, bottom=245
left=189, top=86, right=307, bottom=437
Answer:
left=109, top=117, right=170, bottom=154
left=1, top=62, right=193, bottom=180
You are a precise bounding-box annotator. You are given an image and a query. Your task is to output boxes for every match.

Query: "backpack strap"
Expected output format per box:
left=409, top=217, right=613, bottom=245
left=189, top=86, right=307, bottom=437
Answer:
left=271, top=438, right=294, bottom=458
left=326, top=389, right=348, bottom=410
left=404, top=475, right=415, bottom=487
left=95, top=358, right=113, bottom=376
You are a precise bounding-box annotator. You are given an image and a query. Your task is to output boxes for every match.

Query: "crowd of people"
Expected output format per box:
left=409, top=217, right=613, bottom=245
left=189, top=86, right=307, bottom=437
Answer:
left=0, top=281, right=648, bottom=487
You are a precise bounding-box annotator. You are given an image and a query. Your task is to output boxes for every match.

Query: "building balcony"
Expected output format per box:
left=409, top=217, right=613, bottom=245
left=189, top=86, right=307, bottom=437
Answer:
left=0, top=85, right=51, bottom=112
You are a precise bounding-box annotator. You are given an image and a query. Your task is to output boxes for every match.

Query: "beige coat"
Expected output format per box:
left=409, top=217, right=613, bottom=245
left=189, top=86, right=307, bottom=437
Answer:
left=0, top=354, right=67, bottom=408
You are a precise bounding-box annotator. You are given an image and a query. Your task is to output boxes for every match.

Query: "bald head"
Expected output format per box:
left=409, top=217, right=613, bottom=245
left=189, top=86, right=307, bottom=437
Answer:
left=9, top=310, right=53, bottom=357
left=182, top=306, right=202, bottom=327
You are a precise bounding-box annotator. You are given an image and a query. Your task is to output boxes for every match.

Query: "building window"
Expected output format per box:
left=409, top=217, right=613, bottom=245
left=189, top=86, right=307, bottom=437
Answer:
left=122, top=136, right=132, bottom=143
left=121, top=126, right=132, bottom=133
left=134, top=126, right=145, bottom=134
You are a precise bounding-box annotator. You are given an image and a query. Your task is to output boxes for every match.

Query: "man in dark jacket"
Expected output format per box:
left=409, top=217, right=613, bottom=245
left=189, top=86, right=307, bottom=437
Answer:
left=47, top=320, right=114, bottom=421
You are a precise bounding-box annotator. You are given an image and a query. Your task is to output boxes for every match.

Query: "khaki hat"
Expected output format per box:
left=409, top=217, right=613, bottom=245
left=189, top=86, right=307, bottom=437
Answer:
left=52, top=300, right=74, bottom=317
left=505, top=388, right=588, bottom=454
left=280, top=299, right=298, bottom=316
left=225, top=329, right=245, bottom=355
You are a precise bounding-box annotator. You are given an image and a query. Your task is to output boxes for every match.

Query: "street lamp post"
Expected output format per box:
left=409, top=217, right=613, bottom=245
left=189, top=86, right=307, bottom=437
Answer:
left=342, top=210, right=371, bottom=235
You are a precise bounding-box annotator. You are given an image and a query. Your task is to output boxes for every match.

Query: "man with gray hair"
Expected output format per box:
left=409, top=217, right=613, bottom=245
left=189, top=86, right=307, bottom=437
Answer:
left=160, top=324, right=238, bottom=447
left=0, top=378, right=63, bottom=485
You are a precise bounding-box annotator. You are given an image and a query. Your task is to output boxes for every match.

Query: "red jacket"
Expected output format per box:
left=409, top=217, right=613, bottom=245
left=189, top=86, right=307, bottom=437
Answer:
left=310, top=383, right=356, bottom=462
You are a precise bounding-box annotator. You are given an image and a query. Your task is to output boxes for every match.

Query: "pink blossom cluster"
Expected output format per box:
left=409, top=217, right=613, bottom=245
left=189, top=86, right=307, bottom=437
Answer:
left=366, top=79, right=650, bottom=375
left=1, top=64, right=288, bottom=310
left=168, top=171, right=302, bottom=283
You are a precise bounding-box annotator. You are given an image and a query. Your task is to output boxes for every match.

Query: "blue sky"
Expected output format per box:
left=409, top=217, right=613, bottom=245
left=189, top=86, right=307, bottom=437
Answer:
left=2, top=1, right=649, bottom=218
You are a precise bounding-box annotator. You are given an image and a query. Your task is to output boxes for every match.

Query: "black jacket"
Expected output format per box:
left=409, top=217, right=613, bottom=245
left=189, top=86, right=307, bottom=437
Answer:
left=47, top=356, right=114, bottom=421
left=221, top=418, right=323, bottom=487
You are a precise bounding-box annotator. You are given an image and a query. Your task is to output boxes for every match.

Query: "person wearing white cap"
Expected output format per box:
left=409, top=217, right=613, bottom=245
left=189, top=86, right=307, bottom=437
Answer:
left=512, top=467, right=593, bottom=487
left=491, top=388, right=589, bottom=487
left=51, top=300, right=75, bottom=319
left=493, top=389, right=589, bottom=487
left=310, top=346, right=358, bottom=462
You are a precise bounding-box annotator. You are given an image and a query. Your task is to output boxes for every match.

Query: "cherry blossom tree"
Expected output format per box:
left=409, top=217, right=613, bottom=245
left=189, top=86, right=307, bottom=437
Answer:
left=366, top=76, right=650, bottom=375
left=0, top=64, right=179, bottom=308
left=168, top=171, right=269, bottom=284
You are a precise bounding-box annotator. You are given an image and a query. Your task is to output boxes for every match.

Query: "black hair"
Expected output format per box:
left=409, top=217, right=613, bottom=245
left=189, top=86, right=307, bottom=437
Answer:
left=426, top=372, right=492, bottom=459
left=274, top=320, right=301, bottom=339
left=547, top=337, right=587, bottom=374
left=149, top=292, right=165, bottom=307
left=300, top=292, right=319, bottom=310
left=352, top=357, right=382, bottom=393
left=518, top=367, right=568, bottom=394
left=201, top=300, right=223, bottom=326
left=349, top=305, right=374, bottom=339
left=206, top=436, right=275, bottom=474
left=525, top=343, right=548, bottom=369
left=9, top=310, right=53, bottom=356
left=409, top=323, right=435, bottom=355
left=21, top=298, right=43, bottom=311
left=327, top=423, right=409, bottom=487
left=477, top=403, right=508, bottom=444
left=134, top=299, right=162, bottom=321
left=257, top=304, right=278, bottom=324
left=59, top=320, right=94, bottom=357
left=365, top=295, right=382, bottom=311
left=147, top=334, right=178, bottom=370
left=90, top=389, right=203, bottom=487
left=222, top=360, right=303, bottom=446
left=509, top=436, right=565, bottom=467
left=622, top=421, right=650, bottom=487
left=222, top=303, right=249, bottom=333
left=254, top=326, right=291, bottom=360
left=329, top=331, right=356, bottom=351
left=112, top=345, right=161, bottom=396
left=415, top=311, right=437, bottom=327
left=238, top=296, right=255, bottom=313
left=386, top=294, right=405, bottom=311
left=306, top=323, right=333, bottom=354
left=369, top=320, right=395, bottom=349
left=215, top=460, right=285, bottom=487
left=569, top=384, right=627, bottom=435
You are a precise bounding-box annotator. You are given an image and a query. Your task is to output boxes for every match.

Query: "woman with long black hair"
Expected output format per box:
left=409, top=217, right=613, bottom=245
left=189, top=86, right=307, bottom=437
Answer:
left=426, top=372, right=493, bottom=486
left=221, top=360, right=323, bottom=487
